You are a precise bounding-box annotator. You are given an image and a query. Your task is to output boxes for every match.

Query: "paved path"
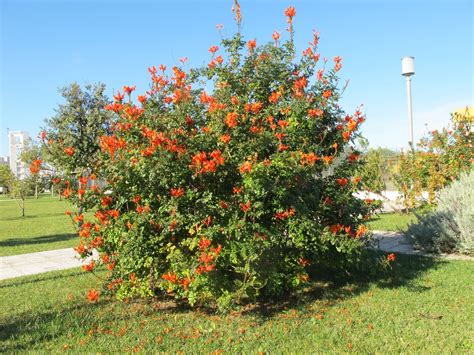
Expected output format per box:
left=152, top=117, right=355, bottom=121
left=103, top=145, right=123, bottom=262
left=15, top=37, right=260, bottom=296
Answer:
left=0, top=232, right=472, bottom=281
left=0, top=248, right=97, bottom=280
left=372, top=231, right=473, bottom=260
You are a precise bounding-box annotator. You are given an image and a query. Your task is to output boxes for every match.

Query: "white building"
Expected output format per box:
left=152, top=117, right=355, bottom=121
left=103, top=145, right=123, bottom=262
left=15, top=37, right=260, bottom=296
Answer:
left=8, top=131, right=30, bottom=179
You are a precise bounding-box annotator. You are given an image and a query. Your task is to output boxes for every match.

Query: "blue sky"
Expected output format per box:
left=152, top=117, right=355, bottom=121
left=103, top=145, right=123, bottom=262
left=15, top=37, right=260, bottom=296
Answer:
left=1, top=0, right=472, bottom=156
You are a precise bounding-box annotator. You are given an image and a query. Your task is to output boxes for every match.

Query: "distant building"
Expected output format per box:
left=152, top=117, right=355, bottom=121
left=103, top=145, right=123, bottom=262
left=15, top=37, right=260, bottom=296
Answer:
left=8, top=131, right=30, bottom=179
left=0, top=156, right=9, bottom=166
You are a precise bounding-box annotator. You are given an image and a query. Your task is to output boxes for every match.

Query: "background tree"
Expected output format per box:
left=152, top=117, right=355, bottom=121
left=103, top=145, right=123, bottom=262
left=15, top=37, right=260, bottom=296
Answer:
left=8, top=176, right=34, bottom=217
left=390, top=109, right=472, bottom=210
left=0, top=165, right=14, bottom=194
left=356, top=148, right=387, bottom=193
left=20, top=138, right=44, bottom=198
left=41, top=82, right=112, bottom=215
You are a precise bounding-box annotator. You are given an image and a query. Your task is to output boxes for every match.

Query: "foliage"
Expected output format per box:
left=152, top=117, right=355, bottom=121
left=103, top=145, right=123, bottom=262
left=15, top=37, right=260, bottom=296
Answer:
left=0, top=165, right=14, bottom=191
left=7, top=176, right=35, bottom=217
left=59, top=5, right=377, bottom=309
left=356, top=148, right=386, bottom=193
left=390, top=109, right=473, bottom=210
left=404, top=170, right=474, bottom=255
left=41, top=83, right=112, bottom=209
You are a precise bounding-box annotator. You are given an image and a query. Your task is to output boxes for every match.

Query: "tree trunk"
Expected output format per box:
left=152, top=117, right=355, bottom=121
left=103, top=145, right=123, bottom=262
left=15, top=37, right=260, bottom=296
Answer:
left=35, top=184, right=38, bottom=199
left=21, top=199, right=25, bottom=217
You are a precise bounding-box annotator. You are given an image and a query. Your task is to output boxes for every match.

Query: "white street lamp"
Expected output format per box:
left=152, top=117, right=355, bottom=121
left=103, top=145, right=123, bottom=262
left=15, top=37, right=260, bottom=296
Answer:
left=401, top=56, right=415, bottom=152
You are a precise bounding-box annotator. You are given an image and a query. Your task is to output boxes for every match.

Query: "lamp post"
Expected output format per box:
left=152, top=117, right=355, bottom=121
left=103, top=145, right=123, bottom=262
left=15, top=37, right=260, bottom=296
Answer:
left=401, top=56, right=415, bottom=152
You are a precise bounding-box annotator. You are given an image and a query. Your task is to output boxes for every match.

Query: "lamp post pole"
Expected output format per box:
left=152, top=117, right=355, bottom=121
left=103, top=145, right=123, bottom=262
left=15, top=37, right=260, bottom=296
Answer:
left=401, top=56, right=415, bottom=152
left=405, top=75, right=414, bottom=152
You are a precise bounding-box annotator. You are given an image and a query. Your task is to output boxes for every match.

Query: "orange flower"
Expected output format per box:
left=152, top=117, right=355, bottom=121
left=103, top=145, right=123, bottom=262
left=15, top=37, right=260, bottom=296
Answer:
left=123, top=85, right=136, bottom=96
left=231, top=0, right=242, bottom=24
left=239, top=161, right=252, bottom=174
left=284, top=6, right=296, bottom=19
left=277, top=120, right=289, bottom=129
left=74, top=244, right=86, bottom=254
left=233, top=186, right=243, bottom=194
left=74, top=214, right=84, bottom=223
left=387, top=253, right=396, bottom=262
left=101, top=196, right=112, bottom=207
left=247, top=39, right=257, bottom=51
left=274, top=207, right=295, bottom=220
left=114, top=90, right=125, bottom=102
left=210, top=150, right=225, bottom=165
left=300, top=152, right=319, bottom=166
left=298, top=257, right=310, bottom=267
left=29, top=159, right=41, bottom=174
left=322, top=156, right=333, bottom=165
left=225, top=111, right=239, bottom=128
left=137, top=94, right=147, bottom=104
left=219, top=200, right=229, bottom=209
left=323, top=90, right=332, bottom=99
left=209, top=45, right=219, bottom=54
left=347, top=153, right=359, bottom=161
left=162, top=272, right=178, bottom=283
left=308, top=108, right=323, bottom=118
left=87, top=289, right=99, bottom=302
left=199, top=237, right=212, bottom=250
left=355, top=225, right=368, bottom=238
left=342, top=131, right=351, bottom=142
left=108, top=209, right=119, bottom=219
left=82, top=261, right=95, bottom=272
left=329, top=224, right=343, bottom=234
left=220, top=134, right=231, bottom=144
left=240, top=201, right=251, bottom=212
left=333, top=56, right=343, bottom=72
left=272, top=31, right=280, bottom=42
left=336, top=178, right=348, bottom=187
left=64, top=147, right=74, bottom=156
left=170, top=187, right=184, bottom=198
left=269, top=91, right=280, bottom=103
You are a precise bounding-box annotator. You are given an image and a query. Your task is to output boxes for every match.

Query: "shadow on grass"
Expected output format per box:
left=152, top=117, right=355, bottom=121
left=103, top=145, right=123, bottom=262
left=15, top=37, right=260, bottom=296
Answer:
left=243, top=252, right=442, bottom=318
left=0, top=252, right=443, bottom=352
left=0, top=233, right=76, bottom=249
left=0, top=269, right=84, bottom=290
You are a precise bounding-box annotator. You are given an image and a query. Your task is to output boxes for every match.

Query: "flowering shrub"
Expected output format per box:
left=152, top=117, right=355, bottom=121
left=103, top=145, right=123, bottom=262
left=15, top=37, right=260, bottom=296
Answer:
left=390, top=110, right=473, bottom=209
left=65, top=4, right=376, bottom=309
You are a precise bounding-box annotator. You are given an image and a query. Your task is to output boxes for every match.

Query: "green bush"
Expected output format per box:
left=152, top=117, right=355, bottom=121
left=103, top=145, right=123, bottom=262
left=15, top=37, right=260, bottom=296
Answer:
left=404, top=170, right=474, bottom=255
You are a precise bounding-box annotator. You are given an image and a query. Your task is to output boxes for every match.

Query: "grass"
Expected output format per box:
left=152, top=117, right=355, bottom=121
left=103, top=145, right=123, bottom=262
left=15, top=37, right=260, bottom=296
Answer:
left=0, top=195, right=81, bottom=256
left=367, top=211, right=418, bottom=232
left=1, top=255, right=473, bottom=352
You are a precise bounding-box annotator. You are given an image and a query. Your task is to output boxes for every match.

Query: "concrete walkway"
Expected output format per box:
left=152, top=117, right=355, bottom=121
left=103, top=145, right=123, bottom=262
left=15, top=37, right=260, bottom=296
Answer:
left=0, top=232, right=472, bottom=281
left=372, top=231, right=473, bottom=261
left=0, top=248, right=97, bottom=280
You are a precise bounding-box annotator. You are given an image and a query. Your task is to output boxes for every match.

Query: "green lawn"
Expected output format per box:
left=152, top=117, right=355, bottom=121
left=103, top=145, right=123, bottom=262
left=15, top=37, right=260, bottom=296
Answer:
left=367, top=211, right=419, bottom=232
left=0, top=195, right=79, bottom=256
left=1, top=255, right=473, bottom=352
